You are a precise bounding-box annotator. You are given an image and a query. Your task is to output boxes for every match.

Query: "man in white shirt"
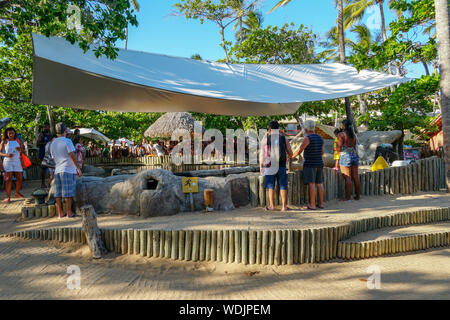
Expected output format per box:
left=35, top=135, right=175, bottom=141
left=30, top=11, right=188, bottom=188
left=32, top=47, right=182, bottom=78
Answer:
left=50, top=123, right=82, bottom=219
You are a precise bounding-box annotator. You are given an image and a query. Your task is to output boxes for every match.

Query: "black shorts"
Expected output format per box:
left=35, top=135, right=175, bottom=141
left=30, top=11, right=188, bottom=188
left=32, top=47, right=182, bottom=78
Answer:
left=303, top=166, right=324, bottom=184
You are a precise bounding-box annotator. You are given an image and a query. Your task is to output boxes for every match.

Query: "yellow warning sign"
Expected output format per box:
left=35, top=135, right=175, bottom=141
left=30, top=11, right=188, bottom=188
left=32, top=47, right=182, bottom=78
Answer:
left=182, top=177, right=199, bottom=193
left=371, top=156, right=389, bottom=172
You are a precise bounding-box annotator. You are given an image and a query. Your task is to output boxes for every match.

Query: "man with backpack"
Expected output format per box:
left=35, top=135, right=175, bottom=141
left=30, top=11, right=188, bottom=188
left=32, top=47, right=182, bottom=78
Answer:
left=260, top=120, right=293, bottom=212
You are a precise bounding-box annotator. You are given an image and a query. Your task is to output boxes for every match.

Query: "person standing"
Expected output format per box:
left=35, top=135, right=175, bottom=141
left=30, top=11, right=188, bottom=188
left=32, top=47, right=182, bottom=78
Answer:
left=37, top=123, right=52, bottom=188
left=260, top=120, right=293, bottom=212
left=291, top=120, right=325, bottom=210
left=336, top=119, right=361, bottom=201
left=0, top=127, right=24, bottom=203
left=50, top=123, right=82, bottom=218
left=333, top=128, right=343, bottom=171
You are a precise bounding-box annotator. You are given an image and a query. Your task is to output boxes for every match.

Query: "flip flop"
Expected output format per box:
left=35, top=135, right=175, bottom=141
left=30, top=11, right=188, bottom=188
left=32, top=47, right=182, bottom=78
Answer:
left=264, top=207, right=276, bottom=211
left=317, top=206, right=324, bottom=209
left=303, top=205, right=316, bottom=210
left=281, top=207, right=293, bottom=212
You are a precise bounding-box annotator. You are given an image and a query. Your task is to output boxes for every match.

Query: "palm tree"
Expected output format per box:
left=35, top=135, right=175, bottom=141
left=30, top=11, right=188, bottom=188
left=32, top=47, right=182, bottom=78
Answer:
left=125, top=0, right=140, bottom=50
left=234, top=10, right=263, bottom=43
left=269, top=0, right=358, bottom=131
left=434, top=0, right=450, bottom=190
left=231, top=0, right=261, bottom=43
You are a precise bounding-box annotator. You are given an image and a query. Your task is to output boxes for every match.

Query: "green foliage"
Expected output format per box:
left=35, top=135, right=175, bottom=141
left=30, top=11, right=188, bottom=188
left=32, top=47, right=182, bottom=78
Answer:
left=230, top=23, right=318, bottom=64
left=360, top=74, right=440, bottom=136
left=348, top=0, right=437, bottom=73
left=0, top=0, right=140, bottom=143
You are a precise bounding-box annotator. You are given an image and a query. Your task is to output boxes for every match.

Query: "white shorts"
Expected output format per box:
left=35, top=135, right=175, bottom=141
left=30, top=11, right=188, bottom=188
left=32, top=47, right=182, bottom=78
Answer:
left=3, top=160, right=23, bottom=173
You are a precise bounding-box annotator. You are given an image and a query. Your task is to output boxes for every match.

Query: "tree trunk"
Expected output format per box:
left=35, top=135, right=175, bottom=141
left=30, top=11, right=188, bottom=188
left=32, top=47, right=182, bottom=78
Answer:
left=337, top=0, right=346, bottom=64
left=421, top=60, right=430, bottom=76
left=125, top=25, right=128, bottom=50
left=80, top=205, right=107, bottom=258
left=46, top=106, right=55, bottom=135
left=338, top=0, right=358, bottom=133
left=357, top=94, right=367, bottom=115
left=220, top=26, right=230, bottom=63
left=294, top=108, right=305, bottom=135
left=398, top=130, right=405, bottom=160
left=434, top=0, right=450, bottom=191
left=33, top=112, right=41, bottom=147
left=379, top=1, right=387, bottom=42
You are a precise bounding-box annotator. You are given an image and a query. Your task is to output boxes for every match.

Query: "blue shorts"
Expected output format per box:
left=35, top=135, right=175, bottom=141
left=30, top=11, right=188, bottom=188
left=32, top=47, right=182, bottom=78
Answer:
left=54, top=172, right=77, bottom=198
left=264, top=167, right=288, bottom=190
left=340, top=152, right=359, bottom=167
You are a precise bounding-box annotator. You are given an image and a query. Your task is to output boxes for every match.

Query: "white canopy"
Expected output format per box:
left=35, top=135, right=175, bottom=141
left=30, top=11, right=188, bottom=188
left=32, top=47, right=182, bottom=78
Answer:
left=69, top=128, right=110, bottom=143
left=32, top=33, right=410, bottom=116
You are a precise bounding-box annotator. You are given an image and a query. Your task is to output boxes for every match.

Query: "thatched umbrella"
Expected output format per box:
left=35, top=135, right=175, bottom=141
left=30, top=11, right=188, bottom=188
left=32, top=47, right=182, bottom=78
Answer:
left=144, top=112, right=204, bottom=138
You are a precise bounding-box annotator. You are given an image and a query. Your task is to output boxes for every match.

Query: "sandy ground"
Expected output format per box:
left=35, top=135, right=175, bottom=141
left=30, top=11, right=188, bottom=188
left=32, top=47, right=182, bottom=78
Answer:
left=0, top=237, right=448, bottom=299
left=0, top=180, right=449, bottom=300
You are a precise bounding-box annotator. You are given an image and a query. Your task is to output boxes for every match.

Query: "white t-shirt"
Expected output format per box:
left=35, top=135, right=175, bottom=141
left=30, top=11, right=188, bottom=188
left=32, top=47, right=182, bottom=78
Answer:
left=50, top=137, right=77, bottom=174
left=154, top=144, right=164, bottom=157
left=3, top=140, right=21, bottom=163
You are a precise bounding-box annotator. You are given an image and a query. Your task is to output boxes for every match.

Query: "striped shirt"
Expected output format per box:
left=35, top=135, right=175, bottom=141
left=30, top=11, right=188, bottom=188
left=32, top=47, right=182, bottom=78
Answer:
left=303, top=133, right=324, bottom=167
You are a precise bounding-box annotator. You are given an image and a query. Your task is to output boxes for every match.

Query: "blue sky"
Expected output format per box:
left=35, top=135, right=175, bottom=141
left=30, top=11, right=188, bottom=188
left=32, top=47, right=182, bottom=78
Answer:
left=119, top=0, right=425, bottom=78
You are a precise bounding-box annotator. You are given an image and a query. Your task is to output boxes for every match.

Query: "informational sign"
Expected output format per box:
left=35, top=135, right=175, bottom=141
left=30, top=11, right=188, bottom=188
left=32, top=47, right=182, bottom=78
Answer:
left=182, top=177, right=198, bottom=193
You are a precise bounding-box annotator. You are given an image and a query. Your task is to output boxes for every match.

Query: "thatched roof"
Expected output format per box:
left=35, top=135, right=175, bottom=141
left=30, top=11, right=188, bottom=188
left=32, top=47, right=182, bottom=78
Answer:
left=296, top=123, right=337, bottom=140
left=144, top=112, right=204, bottom=138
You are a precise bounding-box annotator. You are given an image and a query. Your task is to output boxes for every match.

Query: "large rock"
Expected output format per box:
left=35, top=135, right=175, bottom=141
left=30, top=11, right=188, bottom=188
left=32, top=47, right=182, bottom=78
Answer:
left=225, top=174, right=250, bottom=208
left=48, top=169, right=236, bottom=217
left=357, top=130, right=402, bottom=161
left=291, top=152, right=335, bottom=170
left=82, top=165, right=105, bottom=176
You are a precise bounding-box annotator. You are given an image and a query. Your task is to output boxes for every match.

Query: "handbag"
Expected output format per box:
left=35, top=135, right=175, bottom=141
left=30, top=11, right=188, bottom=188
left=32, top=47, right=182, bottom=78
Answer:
left=21, top=153, right=32, bottom=168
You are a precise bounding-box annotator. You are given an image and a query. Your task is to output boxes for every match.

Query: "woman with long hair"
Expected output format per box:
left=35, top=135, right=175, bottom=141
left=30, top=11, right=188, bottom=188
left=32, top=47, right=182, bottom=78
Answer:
left=0, top=127, right=24, bottom=203
left=336, top=119, right=361, bottom=201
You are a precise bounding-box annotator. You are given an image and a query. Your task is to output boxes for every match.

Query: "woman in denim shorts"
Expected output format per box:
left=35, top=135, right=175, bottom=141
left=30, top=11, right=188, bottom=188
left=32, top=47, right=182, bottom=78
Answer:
left=336, top=120, right=361, bottom=201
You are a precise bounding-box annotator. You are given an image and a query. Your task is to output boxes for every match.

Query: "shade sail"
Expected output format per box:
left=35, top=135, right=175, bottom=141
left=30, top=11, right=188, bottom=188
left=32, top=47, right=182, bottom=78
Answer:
left=69, top=128, right=111, bottom=143
left=32, top=33, right=410, bottom=116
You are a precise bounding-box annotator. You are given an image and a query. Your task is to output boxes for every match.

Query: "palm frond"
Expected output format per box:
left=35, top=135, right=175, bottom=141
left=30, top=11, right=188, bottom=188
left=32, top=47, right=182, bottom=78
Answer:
left=268, top=0, right=292, bottom=13
left=343, top=0, right=374, bottom=29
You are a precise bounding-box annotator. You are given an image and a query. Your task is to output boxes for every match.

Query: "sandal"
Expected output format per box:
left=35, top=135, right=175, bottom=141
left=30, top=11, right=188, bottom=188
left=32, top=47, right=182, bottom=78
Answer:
left=303, top=205, right=316, bottom=210
left=264, top=206, right=276, bottom=211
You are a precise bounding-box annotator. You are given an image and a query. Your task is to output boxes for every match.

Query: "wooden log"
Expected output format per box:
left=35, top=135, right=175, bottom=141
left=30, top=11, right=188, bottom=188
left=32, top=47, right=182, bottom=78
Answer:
left=262, top=230, right=269, bottom=265
left=259, top=176, right=265, bottom=207
left=159, top=229, right=166, bottom=258
left=80, top=205, right=107, bottom=258
left=280, top=230, right=287, bottom=265
left=274, top=230, right=282, bottom=265
left=147, top=230, right=153, bottom=257
left=227, top=230, right=234, bottom=263
left=199, top=230, right=206, bottom=261
left=379, top=169, right=385, bottom=195
left=153, top=230, right=160, bottom=258
left=126, top=229, right=133, bottom=255
left=299, top=229, right=305, bottom=264
left=293, top=230, right=299, bottom=264
left=305, top=229, right=311, bottom=263
left=121, top=229, right=127, bottom=255
left=134, top=230, right=140, bottom=256
left=320, top=228, right=326, bottom=262
left=256, top=230, right=263, bottom=265
left=41, top=205, right=48, bottom=218
left=217, top=230, right=223, bottom=262
left=249, top=230, right=257, bottom=265
left=192, top=230, right=200, bottom=262
left=171, top=230, right=178, bottom=260
left=184, top=231, right=192, bottom=261
left=249, top=177, right=259, bottom=207
left=210, top=231, right=217, bottom=261
left=287, top=230, right=294, bottom=265
left=268, top=230, right=275, bottom=265
left=48, top=204, right=56, bottom=217
left=205, top=230, right=212, bottom=261
left=241, top=230, right=248, bottom=265
left=234, top=230, right=240, bottom=264
left=35, top=206, right=42, bottom=219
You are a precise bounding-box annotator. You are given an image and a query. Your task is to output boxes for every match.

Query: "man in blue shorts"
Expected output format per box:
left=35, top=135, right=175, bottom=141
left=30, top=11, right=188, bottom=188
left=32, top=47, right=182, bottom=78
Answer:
left=50, top=123, right=82, bottom=218
left=260, top=121, right=293, bottom=212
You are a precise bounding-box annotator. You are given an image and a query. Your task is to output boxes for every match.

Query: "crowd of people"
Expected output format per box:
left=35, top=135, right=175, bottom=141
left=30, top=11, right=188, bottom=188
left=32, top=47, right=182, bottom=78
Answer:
left=2, top=119, right=361, bottom=215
